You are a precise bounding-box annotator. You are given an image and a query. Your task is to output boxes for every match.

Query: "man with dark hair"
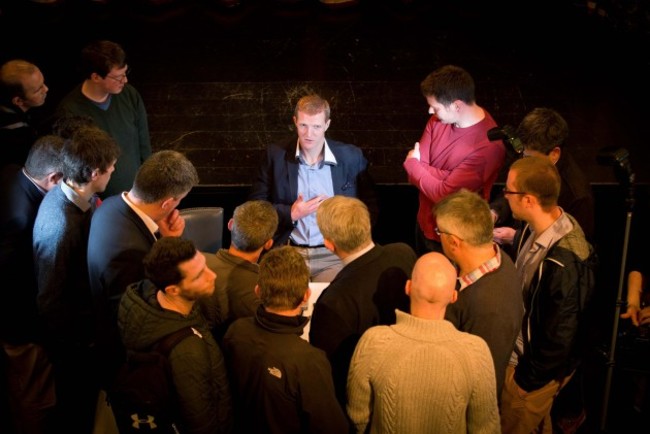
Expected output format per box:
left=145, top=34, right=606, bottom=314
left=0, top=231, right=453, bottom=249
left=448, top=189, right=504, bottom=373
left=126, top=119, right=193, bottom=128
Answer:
left=56, top=40, right=151, bottom=197
left=492, top=107, right=595, bottom=249
left=200, top=199, right=278, bottom=342
left=0, top=134, right=63, bottom=434
left=223, top=246, right=348, bottom=434
left=249, top=93, right=377, bottom=282
left=499, top=156, right=597, bottom=434
left=119, top=237, right=233, bottom=434
left=0, top=59, right=49, bottom=169
left=403, top=65, right=505, bottom=256
left=87, top=149, right=199, bottom=387
left=33, top=126, right=120, bottom=433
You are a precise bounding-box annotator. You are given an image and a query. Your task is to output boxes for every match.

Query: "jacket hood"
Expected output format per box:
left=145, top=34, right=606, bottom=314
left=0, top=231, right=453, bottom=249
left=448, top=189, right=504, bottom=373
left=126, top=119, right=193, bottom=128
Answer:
left=118, top=279, right=206, bottom=351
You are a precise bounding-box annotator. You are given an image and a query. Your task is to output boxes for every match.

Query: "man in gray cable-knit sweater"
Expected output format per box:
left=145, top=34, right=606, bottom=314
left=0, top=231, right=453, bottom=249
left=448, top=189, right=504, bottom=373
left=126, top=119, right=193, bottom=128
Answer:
left=346, top=252, right=500, bottom=434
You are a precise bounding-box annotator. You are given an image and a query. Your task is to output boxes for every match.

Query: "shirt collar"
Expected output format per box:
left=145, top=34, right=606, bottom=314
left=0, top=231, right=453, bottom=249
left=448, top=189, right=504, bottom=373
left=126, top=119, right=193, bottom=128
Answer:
left=342, top=242, right=375, bottom=266
left=60, top=181, right=94, bottom=212
left=121, top=192, right=159, bottom=237
left=22, top=168, right=47, bottom=195
left=294, top=139, right=338, bottom=166
left=529, top=208, right=573, bottom=251
left=458, top=243, right=502, bottom=291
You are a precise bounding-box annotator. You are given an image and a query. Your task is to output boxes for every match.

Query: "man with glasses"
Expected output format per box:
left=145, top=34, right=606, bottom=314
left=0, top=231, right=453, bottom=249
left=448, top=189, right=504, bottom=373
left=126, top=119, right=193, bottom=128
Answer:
left=492, top=108, right=595, bottom=253
left=55, top=40, right=151, bottom=197
left=434, top=188, right=523, bottom=399
left=499, top=156, right=597, bottom=434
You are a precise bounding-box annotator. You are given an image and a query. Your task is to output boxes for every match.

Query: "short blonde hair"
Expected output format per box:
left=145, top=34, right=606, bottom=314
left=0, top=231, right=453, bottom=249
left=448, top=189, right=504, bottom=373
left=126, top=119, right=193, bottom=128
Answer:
left=294, top=94, right=330, bottom=121
left=317, top=196, right=371, bottom=252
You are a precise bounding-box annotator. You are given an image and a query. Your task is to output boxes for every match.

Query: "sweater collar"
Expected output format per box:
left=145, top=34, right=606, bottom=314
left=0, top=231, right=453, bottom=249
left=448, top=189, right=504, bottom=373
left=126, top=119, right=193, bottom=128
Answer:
left=392, top=310, right=460, bottom=341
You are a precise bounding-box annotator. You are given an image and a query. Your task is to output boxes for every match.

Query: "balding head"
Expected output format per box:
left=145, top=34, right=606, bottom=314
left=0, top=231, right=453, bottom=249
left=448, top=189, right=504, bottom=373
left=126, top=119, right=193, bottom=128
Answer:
left=406, top=252, right=458, bottom=319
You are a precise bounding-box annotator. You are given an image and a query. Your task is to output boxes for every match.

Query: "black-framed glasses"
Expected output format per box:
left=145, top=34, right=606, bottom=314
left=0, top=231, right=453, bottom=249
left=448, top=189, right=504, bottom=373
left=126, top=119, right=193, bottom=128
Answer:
left=105, top=68, right=130, bottom=83
left=434, top=227, right=464, bottom=241
left=502, top=188, right=527, bottom=196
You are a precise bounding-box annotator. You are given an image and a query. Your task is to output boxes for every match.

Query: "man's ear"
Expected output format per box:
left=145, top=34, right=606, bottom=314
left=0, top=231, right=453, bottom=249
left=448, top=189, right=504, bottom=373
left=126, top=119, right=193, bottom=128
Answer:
left=254, top=284, right=261, bottom=297
left=549, top=147, right=562, bottom=164
left=405, top=279, right=412, bottom=296
left=11, top=95, right=25, bottom=110
left=160, top=197, right=176, bottom=211
left=450, top=290, right=458, bottom=304
left=523, top=194, right=537, bottom=208
left=323, top=118, right=331, bottom=132
left=46, top=172, right=63, bottom=188
left=165, top=284, right=181, bottom=297
left=227, top=218, right=234, bottom=232
left=263, top=239, right=274, bottom=251
left=302, top=287, right=311, bottom=305
left=323, top=238, right=335, bottom=253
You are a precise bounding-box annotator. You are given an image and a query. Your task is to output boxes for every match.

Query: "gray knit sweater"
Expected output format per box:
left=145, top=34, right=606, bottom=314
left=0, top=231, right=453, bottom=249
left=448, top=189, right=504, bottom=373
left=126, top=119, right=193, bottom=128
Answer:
left=347, top=310, right=501, bottom=434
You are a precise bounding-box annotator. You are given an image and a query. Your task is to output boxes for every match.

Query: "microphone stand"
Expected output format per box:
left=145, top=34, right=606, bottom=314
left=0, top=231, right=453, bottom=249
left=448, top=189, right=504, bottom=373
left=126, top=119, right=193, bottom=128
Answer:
left=600, top=169, right=635, bottom=432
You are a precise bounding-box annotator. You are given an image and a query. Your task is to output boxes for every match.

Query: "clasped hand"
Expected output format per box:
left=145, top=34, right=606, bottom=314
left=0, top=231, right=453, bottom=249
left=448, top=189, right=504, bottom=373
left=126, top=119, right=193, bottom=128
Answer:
left=405, top=142, right=420, bottom=161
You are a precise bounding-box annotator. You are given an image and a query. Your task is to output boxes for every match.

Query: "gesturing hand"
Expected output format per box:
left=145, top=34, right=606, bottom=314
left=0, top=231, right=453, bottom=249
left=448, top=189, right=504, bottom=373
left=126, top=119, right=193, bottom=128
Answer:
left=291, top=193, right=328, bottom=222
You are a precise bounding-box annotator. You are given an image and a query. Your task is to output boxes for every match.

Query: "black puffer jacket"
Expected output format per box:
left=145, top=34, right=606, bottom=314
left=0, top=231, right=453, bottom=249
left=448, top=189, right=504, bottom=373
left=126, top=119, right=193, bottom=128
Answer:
left=118, top=280, right=233, bottom=434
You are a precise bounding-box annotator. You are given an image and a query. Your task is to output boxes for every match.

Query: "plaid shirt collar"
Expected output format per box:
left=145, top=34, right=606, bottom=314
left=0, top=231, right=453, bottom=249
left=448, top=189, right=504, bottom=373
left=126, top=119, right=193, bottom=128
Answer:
left=457, top=243, right=502, bottom=291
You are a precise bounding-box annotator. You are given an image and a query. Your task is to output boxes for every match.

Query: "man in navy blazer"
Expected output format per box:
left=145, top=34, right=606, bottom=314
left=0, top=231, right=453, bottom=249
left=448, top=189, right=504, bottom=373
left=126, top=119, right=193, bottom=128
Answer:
left=249, top=94, right=377, bottom=282
left=310, top=195, right=416, bottom=408
left=87, top=150, right=198, bottom=387
left=0, top=135, right=63, bottom=433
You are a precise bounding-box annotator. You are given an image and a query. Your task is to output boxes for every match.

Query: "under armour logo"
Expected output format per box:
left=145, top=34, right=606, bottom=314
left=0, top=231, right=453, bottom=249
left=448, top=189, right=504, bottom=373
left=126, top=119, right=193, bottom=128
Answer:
left=268, top=366, right=282, bottom=379
left=130, top=413, right=157, bottom=429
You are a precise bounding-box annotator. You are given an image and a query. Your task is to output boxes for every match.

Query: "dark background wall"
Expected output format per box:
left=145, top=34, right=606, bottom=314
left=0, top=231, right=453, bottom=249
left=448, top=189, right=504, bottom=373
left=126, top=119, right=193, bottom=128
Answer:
left=1, top=1, right=649, bottom=429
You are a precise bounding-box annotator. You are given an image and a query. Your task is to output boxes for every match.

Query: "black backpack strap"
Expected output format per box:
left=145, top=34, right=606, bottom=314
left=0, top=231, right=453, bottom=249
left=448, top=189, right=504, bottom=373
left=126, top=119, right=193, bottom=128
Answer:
left=154, top=327, right=197, bottom=357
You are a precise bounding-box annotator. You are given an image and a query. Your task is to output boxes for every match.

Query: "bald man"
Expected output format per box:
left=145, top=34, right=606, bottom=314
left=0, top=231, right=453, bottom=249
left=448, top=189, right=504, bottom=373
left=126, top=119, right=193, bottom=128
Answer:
left=347, top=252, right=500, bottom=434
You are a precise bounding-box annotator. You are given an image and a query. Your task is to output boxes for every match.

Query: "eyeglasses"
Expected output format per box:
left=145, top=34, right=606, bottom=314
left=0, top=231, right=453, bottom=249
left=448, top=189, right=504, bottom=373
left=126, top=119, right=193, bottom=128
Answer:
left=434, top=227, right=464, bottom=241
left=105, top=68, right=130, bottom=83
left=502, top=188, right=527, bottom=196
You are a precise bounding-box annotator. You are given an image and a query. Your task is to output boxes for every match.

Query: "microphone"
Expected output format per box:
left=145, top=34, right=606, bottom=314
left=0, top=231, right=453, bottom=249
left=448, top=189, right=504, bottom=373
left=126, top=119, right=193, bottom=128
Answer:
left=487, top=125, right=524, bottom=154
left=597, top=146, right=635, bottom=185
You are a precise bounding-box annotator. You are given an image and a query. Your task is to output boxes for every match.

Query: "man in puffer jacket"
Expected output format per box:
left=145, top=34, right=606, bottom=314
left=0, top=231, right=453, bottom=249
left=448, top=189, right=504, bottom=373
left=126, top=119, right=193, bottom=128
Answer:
left=118, top=237, right=233, bottom=434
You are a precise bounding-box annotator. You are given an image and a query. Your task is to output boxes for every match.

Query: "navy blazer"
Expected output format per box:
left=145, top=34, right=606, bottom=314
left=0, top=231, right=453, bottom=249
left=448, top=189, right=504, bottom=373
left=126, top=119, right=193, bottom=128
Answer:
left=87, top=194, right=156, bottom=385
left=309, top=243, right=417, bottom=406
left=249, top=137, right=377, bottom=245
left=0, top=167, right=46, bottom=343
